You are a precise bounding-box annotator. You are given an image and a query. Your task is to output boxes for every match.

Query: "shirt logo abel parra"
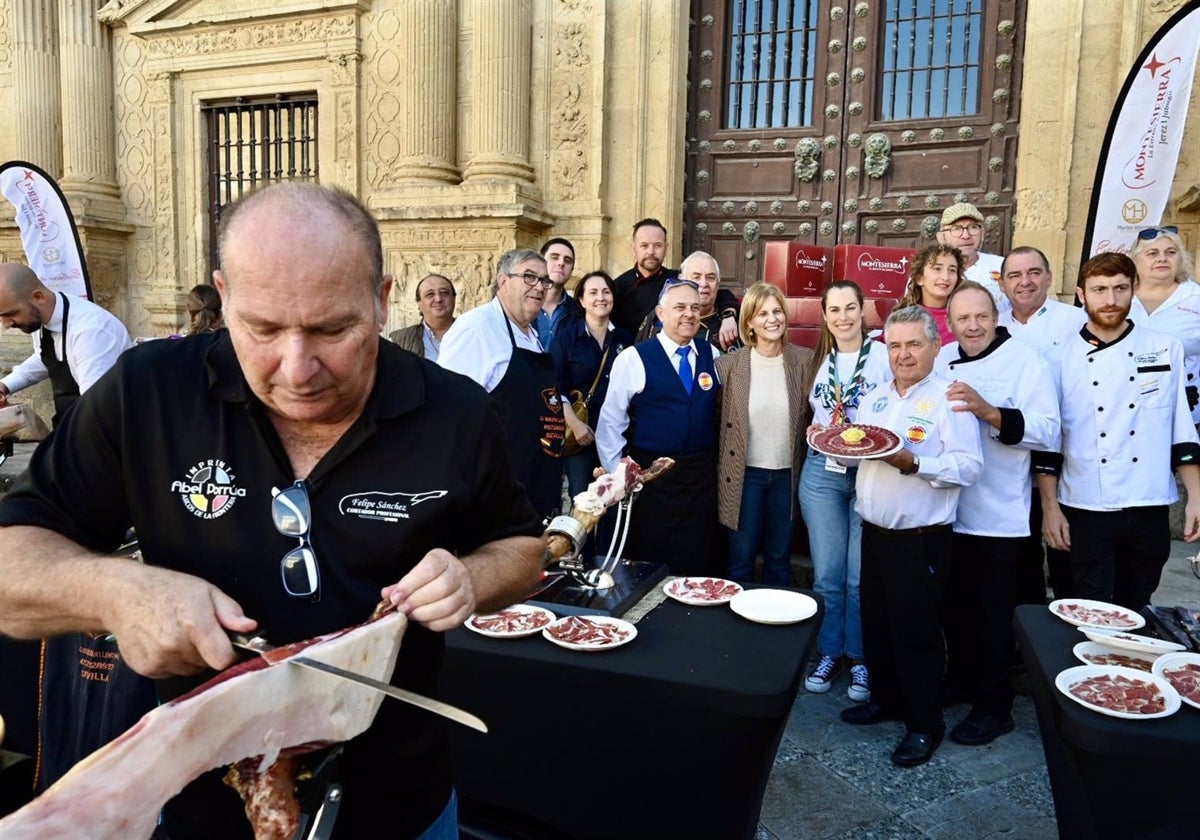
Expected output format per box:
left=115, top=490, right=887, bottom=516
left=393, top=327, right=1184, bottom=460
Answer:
left=339, top=490, right=449, bottom=523
left=171, top=459, right=247, bottom=520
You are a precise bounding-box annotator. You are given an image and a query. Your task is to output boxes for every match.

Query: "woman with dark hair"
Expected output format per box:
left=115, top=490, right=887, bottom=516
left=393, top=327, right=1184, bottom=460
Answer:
left=899, top=244, right=964, bottom=345
left=799, top=280, right=892, bottom=701
left=551, top=270, right=634, bottom=500
left=184, top=284, right=223, bottom=335
left=716, top=282, right=814, bottom=586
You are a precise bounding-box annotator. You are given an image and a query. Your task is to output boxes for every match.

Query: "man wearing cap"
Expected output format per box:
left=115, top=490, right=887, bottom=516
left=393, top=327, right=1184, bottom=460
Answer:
left=936, top=202, right=1005, bottom=311
left=597, top=278, right=722, bottom=576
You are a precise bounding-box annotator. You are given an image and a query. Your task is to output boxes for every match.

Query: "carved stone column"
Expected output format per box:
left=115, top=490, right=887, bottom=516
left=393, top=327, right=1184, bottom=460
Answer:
left=57, top=0, right=124, bottom=221
left=394, top=0, right=459, bottom=184
left=463, top=0, right=534, bottom=184
left=11, top=0, right=63, bottom=176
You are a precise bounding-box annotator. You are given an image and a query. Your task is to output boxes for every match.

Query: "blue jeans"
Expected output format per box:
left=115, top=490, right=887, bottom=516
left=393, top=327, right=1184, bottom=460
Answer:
left=799, top=453, right=863, bottom=660
left=564, top=447, right=600, bottom=499
left=727, top=467, right=794, bottom=586
left=416, top=789, right=458, bottom=840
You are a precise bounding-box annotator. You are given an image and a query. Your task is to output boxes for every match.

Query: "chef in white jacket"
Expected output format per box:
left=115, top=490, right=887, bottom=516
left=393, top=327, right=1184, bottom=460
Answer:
left=1040, top=252, right=1200, bottom=612
left=935, top=281, right=1060, bottom=748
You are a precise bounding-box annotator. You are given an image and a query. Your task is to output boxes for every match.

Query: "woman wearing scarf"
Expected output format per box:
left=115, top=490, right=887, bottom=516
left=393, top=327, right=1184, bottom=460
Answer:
left=799, top=280, right=892, bottom=702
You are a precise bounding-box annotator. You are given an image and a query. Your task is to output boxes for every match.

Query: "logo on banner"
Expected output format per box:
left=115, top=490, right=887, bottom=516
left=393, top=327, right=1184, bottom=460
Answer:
left=1122, top=199, right=1149, bottom=224
left=171, top=459, right=246, bottom=519
left=856, top=253, right=909, bottom=274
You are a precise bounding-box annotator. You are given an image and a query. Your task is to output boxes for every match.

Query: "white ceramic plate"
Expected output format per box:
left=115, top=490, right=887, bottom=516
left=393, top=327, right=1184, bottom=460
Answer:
left=1071, top=641, right=1159, bottom=672
left=805, top=426, right=904, bottom=462
left=663, top=576, right=744, bottom=606
left=1050, top=598, right=1145, bottom=630
left=542, top=615, right=637, bottom=652
left=1151, top=651, right=1200, bottom=710
left=465, top=604, right=556, bottom=639
left=1079, top=626, right=1186, bottom=655
left=729, top=589, right=818, bottom=625
left=1055, top=664, right=1180, bottom=719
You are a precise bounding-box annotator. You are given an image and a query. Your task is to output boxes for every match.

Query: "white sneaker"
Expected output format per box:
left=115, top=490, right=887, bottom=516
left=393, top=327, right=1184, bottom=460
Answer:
left=847, top=663, right=870, bottom=702
left=804, top=655, right=842, bottom=693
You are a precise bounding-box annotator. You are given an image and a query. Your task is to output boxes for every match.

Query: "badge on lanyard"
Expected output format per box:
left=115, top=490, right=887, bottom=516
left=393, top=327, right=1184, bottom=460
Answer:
left=824, top=457, right=848, bottom=474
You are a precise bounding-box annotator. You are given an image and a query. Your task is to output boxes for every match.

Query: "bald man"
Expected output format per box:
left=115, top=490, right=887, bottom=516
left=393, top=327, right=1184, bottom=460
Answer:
left=0, top=264, right=132, bottom=423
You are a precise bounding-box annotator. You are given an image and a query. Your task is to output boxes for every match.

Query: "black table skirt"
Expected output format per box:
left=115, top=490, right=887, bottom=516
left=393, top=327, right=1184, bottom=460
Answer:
left=1014, top=605, right=1200, bottom=840
left=441, top=589, right=822, bottom=840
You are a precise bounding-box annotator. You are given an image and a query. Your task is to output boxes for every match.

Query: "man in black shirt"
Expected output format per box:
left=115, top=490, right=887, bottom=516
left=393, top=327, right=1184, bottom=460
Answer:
left=611, top=218, right=740, bottom=348
left=0, top=183, right=544, bottom=838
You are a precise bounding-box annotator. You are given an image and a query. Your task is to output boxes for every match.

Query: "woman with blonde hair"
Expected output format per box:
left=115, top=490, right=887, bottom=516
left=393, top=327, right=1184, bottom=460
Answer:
left=716, top=282, right=815, bottom=586
left=899, top=244, right=964, bottom=345
left=1128, top=225, right=1200, bottom=424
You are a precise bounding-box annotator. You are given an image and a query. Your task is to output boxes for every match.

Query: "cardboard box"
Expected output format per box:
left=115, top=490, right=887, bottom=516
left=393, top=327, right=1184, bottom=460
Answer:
left=763, top=242, right=832, bottom=298
left=832, top=244, right=913, bottom=299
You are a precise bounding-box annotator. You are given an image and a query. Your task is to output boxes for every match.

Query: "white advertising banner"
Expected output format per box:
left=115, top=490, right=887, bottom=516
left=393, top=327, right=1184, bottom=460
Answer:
left=0, top=160, right=91, bottom=300
left=1085, top=2, right=1200, bottom=257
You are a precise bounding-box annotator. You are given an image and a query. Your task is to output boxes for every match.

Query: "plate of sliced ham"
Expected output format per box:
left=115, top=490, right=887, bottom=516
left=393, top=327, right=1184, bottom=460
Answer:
left=663, top=576, right=744, bottom=606
left=1050, top=598, right=1145, bottom=630
left=1079, top=626, right=1186, bottom=655
left=543, top=615, right=637, bottom=652
left=1152, top=652, right=1200, bottom=710
left=466, top=605, right=557, bottom=638
left=807, top=423, right=903, bottom=461
left=1072, top=641, right=1159, bottom=672
left=1055, top=664, right=1180, bottom=719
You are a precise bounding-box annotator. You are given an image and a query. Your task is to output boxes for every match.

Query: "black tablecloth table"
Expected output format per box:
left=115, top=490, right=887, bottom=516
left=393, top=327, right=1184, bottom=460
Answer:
left=1014, top=604, right=1200, bottom=840
left=441, top=589, right=822, bottom=839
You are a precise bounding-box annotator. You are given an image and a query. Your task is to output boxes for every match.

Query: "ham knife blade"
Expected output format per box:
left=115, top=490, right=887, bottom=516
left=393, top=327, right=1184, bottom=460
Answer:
left=228, top=632, right=488, bottom=733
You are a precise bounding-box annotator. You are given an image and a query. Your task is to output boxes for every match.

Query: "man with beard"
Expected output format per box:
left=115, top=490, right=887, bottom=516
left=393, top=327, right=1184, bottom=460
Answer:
left=1039, top=252, right=1200, bottom=610
left=389, top=274, right=457, bottom=361
left=635, top=251, right=741, bottom=351
left=535, top=238, right=580, bottom=349
left=597, top=278, right=722, bottom=576
left=935, top=281, right=1059, bottom=746
left=611, top=218, right=739, bottom=348
left=936, top=203, right=1006, bottom=311
left=0, top=264, right=132, bottom=423
left=439, top=249, right=566, bottom=520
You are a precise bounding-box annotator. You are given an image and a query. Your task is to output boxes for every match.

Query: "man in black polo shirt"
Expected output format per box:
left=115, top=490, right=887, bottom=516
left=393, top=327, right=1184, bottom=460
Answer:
left=0, top=183, right=544, bottom=839
left=611, top=218, right=740, bottom=348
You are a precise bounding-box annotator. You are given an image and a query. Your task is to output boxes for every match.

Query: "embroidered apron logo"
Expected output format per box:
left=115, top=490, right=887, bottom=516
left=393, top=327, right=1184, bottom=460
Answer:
left=171, top=459, right=246, bottom=519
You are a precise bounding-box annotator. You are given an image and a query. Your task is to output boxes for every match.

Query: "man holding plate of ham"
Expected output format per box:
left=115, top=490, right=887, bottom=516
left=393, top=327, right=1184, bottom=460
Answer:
left=838, top=305, right=982, bottom=768
left=0, top=183, right=545, bottom=839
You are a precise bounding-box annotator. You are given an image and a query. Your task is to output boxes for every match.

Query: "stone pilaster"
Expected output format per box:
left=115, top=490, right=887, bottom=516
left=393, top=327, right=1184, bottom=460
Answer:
left=11, top=0, right=62, bottom=175
left=463, top=0, right=534, bottom=184
left=393, top=0, right=459, bottom=184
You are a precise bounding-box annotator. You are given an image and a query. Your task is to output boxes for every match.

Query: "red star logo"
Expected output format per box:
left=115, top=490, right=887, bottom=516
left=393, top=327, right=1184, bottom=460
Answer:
left=1144, top=53, right=1166, bottom=77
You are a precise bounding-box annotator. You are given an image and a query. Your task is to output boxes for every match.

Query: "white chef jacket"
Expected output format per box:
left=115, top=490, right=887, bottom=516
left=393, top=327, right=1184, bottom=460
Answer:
left=854, top=373, right=983, bottom=529
left=437, top=298, right=542, bottom=392
left=964, top=251, right=1009, bottom=314
left=997, top=298, right=1087, bottom=364
left=595, top=332, right=721, bottom=473
left=1, top=292, right=133, bottom=395
left=1129, top=280, right=1200, bottom=424
left=937, top=334, right=1061, bottom=537
left=1055, top=323, right=1200, bottom=511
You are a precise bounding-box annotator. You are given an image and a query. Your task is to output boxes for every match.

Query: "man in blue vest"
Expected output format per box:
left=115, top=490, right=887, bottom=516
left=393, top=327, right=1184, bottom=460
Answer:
left=596, top=278, right=721, bottom=576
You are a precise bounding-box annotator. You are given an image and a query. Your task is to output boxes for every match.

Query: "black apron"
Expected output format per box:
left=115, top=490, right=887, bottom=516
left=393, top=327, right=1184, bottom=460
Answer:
left=625, top=444, right=722, bottom=577
left=39, top=294, right=81, bottom=425
left=490, top=313, right=565, bottom=521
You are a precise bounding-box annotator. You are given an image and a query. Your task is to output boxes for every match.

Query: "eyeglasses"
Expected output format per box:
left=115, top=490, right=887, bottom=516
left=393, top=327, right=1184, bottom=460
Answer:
left=941, top=223, right=982, bottom=237
left=506, top=271, right=553, bottom=289
left=272, top=481, right=320, bottom=600
left=1137, top=225, right=1179, bottom=241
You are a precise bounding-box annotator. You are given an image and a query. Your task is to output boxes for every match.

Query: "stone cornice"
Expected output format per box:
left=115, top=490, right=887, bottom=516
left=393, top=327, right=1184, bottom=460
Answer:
left=100, top=0, right=372, bottom=32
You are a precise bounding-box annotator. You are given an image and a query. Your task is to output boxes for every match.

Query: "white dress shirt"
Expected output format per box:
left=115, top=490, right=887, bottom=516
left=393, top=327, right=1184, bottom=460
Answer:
left=854, top=373, right=983, bottom=529
left=998, top=297, right=1087, bottom=364
left=937, top=335, right=1061, bottom=536
left=596, top=332, right=721, bottom=472
left=437, top=298, right=542, bottom=392
left=964, top=252, right=1009, bottom=313
left=1130, top=280, right=1200, bottom=423
left=1, top=292, right=133, bottom=395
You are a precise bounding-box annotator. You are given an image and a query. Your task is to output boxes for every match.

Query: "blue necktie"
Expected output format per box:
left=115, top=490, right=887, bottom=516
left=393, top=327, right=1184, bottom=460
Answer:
left=676, top=346, right=693, bottom=395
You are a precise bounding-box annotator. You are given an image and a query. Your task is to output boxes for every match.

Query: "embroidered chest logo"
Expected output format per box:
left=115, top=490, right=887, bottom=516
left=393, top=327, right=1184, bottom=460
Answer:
left=171, top=459, right=246, bottom=520
left=339, top=490, right=449, bottom=523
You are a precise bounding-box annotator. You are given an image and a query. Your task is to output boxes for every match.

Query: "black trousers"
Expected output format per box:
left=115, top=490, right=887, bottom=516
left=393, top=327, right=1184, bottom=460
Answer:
left=1062, top=504, right=1169, bottom=612
left=1024, top=484, right=1072, bottom=601
left=861, top=522, right=951, bottom=735
left=945, top=533, right=1020, bottom=717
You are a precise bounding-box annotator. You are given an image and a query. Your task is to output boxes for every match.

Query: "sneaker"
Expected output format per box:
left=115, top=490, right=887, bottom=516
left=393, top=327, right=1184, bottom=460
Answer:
left=847, top=663, right=870, bottom=702
left=804, top=655, right=842, bottom=693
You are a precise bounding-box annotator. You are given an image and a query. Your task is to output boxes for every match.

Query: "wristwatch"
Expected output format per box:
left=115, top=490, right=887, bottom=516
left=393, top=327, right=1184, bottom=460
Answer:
left=899, top=455, right=920, bottom=476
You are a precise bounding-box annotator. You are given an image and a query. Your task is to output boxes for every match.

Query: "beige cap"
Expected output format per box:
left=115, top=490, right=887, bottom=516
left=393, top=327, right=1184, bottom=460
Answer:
left=940, top=202, right=983, bottom=227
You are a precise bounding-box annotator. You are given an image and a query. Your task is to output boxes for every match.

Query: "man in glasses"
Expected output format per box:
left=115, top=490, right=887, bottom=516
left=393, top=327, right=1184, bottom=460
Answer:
left=439, top=249, right=567, bottom=520
left=597, top=278, right=723, bottom=576
left=936, top=202, right=1006, bottom=312
left=0, top=183, right=545, bottom=839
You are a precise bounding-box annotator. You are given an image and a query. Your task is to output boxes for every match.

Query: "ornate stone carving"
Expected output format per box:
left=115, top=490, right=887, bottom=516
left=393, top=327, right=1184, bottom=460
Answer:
left=743, top=221, right=760, bottom=243
left=921, top=217, right=940, bottom=239
left=744, top=201, right=758, bottom=214
left=864, top=133, right=891, bottom=178
left=144, top=15, right=357, bottom=63
left=772, top=222, right=785, bottom=234
left=794, top=138, right=821, bottom=182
